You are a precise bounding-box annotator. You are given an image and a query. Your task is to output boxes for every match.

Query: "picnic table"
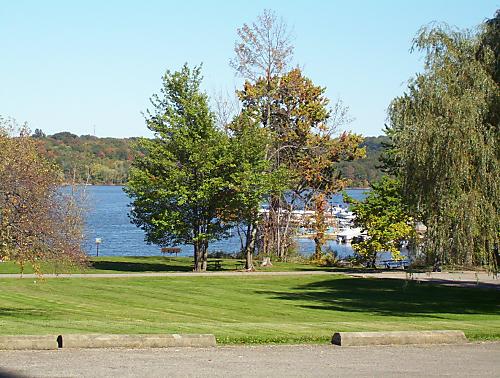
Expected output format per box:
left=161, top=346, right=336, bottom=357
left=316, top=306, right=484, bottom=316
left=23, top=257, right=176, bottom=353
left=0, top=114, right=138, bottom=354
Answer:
left=190, top=259, right=223, bottom=270
left=208, top=259, right=222, bottom=270
left=235, top=260, right=246, bottom=270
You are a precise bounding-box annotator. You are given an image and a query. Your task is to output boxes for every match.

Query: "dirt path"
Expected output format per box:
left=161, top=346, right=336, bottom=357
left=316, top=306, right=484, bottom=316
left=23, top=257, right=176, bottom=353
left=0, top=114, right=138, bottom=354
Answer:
left=0, top=342, right=498, bottom=377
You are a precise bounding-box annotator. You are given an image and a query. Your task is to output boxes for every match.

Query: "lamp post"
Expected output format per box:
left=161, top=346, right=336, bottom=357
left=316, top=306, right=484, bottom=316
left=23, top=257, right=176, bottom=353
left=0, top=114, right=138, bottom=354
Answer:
left=95, top=238, right=102, bottom=257
left=413, top=222, right=427, bottom=261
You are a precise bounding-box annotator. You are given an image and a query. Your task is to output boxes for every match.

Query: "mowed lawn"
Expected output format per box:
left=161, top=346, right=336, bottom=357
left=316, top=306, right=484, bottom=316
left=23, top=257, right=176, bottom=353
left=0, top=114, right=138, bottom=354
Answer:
left=0, top=256, right=335, bottom=274
left=0, top=274, right=499, bottom=344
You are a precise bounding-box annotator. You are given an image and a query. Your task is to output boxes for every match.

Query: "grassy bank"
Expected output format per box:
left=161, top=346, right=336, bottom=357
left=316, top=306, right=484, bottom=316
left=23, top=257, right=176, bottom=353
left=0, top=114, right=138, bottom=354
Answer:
left=0, top=274, right=498, bottom=343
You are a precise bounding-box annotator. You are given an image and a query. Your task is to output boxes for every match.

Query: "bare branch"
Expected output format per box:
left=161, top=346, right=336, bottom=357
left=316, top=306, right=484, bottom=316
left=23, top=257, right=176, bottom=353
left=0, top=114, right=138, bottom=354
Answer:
left=212, top=89, right=240, bottom=131
left=230, top=9, right=294, bottom=82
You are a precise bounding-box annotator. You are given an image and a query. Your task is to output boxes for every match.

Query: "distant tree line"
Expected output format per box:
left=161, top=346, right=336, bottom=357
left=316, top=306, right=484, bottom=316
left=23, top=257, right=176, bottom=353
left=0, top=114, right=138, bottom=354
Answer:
left=337, top=136, right=389, bottom=187
left=33, top=131, right=138, bottom=185
left=32, top=131, right=386, bottom=187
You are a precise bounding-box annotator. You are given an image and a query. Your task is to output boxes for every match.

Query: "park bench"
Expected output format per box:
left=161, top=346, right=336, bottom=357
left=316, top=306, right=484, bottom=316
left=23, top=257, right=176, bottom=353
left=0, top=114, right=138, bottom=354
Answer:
left=161, top=247, right=181, bottom=257
left=380, top=259, right=410, bottom=269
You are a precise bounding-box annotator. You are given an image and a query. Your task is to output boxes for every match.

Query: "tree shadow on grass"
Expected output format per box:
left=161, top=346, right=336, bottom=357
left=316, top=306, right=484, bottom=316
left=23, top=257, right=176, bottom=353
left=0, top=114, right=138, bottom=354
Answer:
left=90, top=260, right=193, bottom=272
left=0, top=367, right=27, bottom=378
left=258, top=277, right=500, bottom=317
left=290, top=267, right=389, bottom=273
left=0, top=307, right=49, bottom=318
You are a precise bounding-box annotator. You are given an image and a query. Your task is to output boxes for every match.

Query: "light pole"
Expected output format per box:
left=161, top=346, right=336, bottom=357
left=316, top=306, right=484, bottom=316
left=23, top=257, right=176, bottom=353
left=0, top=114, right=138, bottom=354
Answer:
left=413, top=222, right=427, bottom=262
left=95, top=238, right=102, bottom=257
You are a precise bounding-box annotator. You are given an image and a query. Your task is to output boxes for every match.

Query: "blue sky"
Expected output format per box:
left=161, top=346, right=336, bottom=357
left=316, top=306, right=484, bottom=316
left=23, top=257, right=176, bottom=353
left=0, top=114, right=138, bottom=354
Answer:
left=1, top=1, right=497, bottom=137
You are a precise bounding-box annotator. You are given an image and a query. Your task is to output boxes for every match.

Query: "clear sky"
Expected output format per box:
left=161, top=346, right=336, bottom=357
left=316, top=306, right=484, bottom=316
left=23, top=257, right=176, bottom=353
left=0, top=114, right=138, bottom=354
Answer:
left=1, top=1, right=497, bottom=137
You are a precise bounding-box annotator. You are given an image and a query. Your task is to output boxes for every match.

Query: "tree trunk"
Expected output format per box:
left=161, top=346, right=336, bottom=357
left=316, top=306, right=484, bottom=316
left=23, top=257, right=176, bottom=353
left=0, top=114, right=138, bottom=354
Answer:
left=313, top=193, right=327, bottom=260
left=245, top=223, right=257, bottom=270
left=201, top=240, right=208, bottom=272
left=262, top=219, right=270, bottom=256
left=371, top=253, right=377, bottom=269
left=313, top=235, right=323, bottom=260
left=267, top=195, right=282, bottom=258
left=193, top=242, right=201, bottom=272
left=281, top=203, right=294, bottom=261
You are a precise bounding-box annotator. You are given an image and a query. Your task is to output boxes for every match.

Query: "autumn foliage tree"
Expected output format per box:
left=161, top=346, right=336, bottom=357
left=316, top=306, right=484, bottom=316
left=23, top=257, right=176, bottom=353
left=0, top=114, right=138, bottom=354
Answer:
left=299, top=131, right=365, bottom=259
left=232, top=10, right=364, bottom=259
left=231, top=9, right=293, bottom=83
left=0, top=118, right=86, bottom=273
left=238, top=68, right=364, bottom=258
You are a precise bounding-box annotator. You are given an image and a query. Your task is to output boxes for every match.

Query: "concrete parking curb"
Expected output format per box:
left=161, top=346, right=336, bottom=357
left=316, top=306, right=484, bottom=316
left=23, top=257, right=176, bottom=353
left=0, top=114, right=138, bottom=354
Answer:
left=332, top=330, right=467, bottom=346
left=61, top=334, right=216, bottom=349
left=0, top=335, right=59, bottom=350
left=0, top=334, right=216, bottom=350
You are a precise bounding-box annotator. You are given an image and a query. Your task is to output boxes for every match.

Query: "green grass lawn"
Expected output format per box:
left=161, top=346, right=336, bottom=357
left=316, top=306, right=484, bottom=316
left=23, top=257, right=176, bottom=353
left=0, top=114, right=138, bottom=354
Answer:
left=0, top=274, right=498, bottom=344
left=0, top=256, right=335, bottom=274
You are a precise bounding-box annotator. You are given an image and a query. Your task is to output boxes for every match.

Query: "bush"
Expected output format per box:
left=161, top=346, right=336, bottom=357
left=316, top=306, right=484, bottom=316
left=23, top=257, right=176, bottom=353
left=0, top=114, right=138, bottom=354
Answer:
left=315, top=248, right=340, bottom=267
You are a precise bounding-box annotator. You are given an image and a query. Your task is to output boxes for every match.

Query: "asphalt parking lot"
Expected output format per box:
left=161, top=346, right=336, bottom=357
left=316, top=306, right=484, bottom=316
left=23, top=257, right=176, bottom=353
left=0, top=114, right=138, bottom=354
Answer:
left=0, top=342, right=498, bottom=377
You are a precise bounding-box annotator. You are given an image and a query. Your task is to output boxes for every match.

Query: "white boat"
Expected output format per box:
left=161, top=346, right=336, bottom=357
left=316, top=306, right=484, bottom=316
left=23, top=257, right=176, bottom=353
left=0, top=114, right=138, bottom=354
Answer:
left=336, top=210, right=355, bottom=221
left=336, top=227, right=363, bottom=243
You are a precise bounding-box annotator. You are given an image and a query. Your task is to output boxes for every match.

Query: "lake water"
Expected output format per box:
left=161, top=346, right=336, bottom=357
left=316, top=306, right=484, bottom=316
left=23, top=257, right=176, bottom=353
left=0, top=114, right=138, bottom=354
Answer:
left=83, top=186, right=368, bottom=258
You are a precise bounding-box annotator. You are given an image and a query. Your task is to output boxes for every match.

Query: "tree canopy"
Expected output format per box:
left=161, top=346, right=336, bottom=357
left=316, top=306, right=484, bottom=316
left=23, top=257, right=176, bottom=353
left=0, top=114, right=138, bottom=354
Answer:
left=0, top=118, right=86, bottom=273
left=350, top=176, right=413, bottom=267
left=238, top=67, right=364, bottom=258
left=230, top=9, right=293, bottom=82
left=386, top=16, right=499, bottom=270
left=125, top=65, right=235, bottom=271
left=224, top=112, right=275, bottom=269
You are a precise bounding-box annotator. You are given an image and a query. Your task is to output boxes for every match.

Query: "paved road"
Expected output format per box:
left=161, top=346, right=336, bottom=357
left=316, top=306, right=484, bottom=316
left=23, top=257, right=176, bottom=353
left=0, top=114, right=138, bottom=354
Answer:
left=348, top=270, right=500, bottom=290
left=0, top=271, right=335, bottom=279
left=0, top=342, right=498, bottom=377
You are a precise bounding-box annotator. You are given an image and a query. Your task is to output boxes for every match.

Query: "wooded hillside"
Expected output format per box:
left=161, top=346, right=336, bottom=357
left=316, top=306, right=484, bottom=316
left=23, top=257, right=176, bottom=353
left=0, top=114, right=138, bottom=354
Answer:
left=34, top=132, right=386, bottom=186
left=338, top=136, right=389, bottom=187
left=35, top=131, right=137, bottom=184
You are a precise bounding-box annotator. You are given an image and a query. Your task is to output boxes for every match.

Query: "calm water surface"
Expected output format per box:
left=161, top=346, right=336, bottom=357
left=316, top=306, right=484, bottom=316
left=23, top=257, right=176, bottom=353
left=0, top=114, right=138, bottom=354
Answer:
left=83, top=186, right=368, bottom=258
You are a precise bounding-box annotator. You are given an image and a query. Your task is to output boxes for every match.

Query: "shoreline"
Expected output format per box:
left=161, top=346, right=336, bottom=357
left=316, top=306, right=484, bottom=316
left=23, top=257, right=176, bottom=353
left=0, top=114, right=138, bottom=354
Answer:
left=63, top=183, right=371, bottom=190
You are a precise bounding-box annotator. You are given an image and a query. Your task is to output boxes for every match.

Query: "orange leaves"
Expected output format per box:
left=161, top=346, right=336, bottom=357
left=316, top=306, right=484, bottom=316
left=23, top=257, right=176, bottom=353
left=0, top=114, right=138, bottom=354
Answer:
left=0, top=123, right=86, bottom=272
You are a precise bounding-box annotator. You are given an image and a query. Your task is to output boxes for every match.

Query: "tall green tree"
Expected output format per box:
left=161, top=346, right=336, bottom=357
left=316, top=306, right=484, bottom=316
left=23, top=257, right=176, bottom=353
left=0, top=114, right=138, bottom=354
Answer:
left=349, top=176, right=413, bottom=267
left=386, top=18, right=499, bottom=270
left=224, top=112, right=276, bottom=269
left=125, top=65, right=232, bottom=272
